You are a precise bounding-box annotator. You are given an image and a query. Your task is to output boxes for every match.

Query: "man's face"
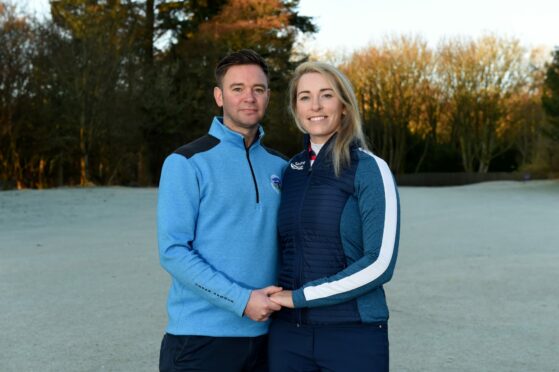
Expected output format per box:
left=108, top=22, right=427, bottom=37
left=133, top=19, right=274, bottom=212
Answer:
left=214, top=64, right=270, bottom=135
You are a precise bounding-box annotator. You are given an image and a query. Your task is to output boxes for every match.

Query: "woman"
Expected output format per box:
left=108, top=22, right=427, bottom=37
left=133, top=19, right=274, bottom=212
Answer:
left=268, top=62, right=400, bottom=372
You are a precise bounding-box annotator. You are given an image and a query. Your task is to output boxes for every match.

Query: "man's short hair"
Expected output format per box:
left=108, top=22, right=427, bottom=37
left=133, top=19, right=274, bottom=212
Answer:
left=215, top=49, right=269, bottom=87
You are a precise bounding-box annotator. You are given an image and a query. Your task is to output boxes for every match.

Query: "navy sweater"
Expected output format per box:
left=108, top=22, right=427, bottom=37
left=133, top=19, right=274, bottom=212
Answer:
left=276, top=136, right=400, bottom=325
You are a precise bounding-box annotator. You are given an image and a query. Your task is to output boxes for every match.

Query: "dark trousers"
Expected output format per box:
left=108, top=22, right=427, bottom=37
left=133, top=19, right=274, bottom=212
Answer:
left=268, top=320, right=388, bottom=372
left=159, top=333, right=268, bottom=372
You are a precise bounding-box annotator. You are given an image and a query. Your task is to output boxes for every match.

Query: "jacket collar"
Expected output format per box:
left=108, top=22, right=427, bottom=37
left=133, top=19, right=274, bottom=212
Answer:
left=304, top=133, right=335, bottom=155
left=303, top=133, right=340, bottom=162
left=303, top=133, right=361, bottom=164
left=209, top=116, right=264, bottom=149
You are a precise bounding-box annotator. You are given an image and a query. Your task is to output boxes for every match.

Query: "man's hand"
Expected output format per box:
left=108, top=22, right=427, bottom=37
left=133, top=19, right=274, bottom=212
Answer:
left=269, top=290, right=294, bottom=308
left=243, top=286, right=283, bottom=322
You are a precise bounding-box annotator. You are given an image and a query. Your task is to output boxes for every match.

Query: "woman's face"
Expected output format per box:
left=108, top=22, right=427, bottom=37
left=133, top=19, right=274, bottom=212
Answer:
left=295, top=72, right=345, bottom=144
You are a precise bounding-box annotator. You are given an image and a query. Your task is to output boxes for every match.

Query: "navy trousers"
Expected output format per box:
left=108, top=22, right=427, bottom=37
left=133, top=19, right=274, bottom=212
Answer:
left=268, top=320, right=388, bottom=372
left=159, top=333, right=268, bottom=372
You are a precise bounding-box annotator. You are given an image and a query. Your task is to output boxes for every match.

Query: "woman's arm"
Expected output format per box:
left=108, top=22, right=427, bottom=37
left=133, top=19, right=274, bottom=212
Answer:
left=284, top=151, right=400, bottom=309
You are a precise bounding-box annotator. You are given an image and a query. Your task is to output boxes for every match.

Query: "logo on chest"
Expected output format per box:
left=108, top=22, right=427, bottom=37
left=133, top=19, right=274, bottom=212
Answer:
left=270, top=175, right=282, bottom=193
left=290, top=161, right=306, bottom=171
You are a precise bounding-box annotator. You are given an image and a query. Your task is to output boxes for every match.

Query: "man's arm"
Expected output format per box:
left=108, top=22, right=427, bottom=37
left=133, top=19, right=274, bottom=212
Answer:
left=157, top=154, right=280, bottom=319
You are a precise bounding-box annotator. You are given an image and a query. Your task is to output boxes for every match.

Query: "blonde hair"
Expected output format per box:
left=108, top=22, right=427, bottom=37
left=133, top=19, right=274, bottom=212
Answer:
left=288, top=61, right=368, bottom=176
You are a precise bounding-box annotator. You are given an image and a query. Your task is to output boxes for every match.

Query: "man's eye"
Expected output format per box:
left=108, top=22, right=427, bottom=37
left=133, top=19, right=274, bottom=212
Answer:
left=254, top=88, right=265, bottom=95
left=232, top=87, right=242, bottom=92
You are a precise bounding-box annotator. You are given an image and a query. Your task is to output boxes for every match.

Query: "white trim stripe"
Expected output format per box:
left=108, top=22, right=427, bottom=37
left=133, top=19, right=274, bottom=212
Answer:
left=303, top=148, right=398, bottom=302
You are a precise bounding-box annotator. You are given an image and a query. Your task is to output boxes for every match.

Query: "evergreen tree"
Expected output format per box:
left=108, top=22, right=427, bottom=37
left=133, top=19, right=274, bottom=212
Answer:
left=149, top=0, right=316, bottom=183
left=542, top=48, right=559, bottom=141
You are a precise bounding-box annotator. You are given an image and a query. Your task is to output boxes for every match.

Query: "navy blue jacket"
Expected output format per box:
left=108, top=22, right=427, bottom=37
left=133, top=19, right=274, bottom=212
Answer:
left=276, top=135, right=400, bottom=325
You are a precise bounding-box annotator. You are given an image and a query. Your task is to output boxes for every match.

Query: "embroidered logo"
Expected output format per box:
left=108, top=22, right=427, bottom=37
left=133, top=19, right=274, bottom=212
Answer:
left=270, top=175, right=282, bottom=193
left=290, top=161, right=305, bottom=170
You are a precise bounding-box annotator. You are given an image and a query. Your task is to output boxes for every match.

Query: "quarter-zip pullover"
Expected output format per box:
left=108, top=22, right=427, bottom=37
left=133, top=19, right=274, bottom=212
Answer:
left=158, top=117, right=287, bottom=336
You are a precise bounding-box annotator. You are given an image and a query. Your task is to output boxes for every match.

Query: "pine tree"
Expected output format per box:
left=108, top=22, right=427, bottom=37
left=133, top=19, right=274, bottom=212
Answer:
left=542, top=48, right=559, bottom=141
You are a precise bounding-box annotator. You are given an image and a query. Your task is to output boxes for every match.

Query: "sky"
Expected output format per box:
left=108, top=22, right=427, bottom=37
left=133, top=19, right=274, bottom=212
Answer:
left=297, top=0, right=558, bottom=52
left=21, top=0, right=559, bottom=53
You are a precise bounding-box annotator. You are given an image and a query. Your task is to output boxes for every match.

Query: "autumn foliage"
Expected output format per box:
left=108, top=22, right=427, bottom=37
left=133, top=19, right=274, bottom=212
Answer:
left=0, top=1, right=556, bottom=189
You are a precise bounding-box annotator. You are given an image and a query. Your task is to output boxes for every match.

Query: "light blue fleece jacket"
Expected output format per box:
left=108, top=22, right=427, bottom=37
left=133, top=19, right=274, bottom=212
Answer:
left=157, top=117, right=287, bottom=336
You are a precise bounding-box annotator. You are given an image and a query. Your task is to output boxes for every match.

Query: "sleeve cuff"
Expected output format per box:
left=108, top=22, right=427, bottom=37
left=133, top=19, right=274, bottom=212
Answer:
left=236, top=288, right=252, bottom=317
left=292, top=288, right=306, bottom=308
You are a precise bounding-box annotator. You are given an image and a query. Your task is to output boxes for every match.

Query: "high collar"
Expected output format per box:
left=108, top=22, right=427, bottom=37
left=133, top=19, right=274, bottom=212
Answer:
left=303, top=133, right=338, bottom=160
left=303, top=133, right=361, bottom=164
left=209, top=116, right=264, bottom=149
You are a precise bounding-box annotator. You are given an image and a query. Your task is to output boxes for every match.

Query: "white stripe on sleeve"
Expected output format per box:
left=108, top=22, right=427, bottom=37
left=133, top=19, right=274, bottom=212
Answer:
left=302, top=148, right=398, bottom=302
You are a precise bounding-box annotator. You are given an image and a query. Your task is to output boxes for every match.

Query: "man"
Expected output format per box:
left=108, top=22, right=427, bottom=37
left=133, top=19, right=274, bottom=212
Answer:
left=157, top=49, right=287, bottom=372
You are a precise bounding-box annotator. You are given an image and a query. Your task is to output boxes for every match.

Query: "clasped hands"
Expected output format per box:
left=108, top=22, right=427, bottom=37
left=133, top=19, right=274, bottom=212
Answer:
left=243, top=286, right=294, bottom=322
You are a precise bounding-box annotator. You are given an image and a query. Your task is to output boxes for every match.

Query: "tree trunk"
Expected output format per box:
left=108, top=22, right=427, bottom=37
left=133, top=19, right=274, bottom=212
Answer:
left=137, top=146, right=152, bottom=186
left=57, top=152, right=64, bottom=187
left=414, top=137, right=430, bottom=173
left=79, top=125, right=89, bottom=186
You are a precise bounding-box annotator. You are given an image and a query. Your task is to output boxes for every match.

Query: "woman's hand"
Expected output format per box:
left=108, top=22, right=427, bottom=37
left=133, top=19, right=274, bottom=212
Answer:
left=269, top=290, right=294, bottom=308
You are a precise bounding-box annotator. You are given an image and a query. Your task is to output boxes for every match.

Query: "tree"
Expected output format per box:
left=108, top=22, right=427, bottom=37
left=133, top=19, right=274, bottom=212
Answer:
left=343, top=36, right=434, bottom=173
left=508, top=47, right=547, bottom=168
left=0, top=2, right=36, bottom=188
left=2, top=0, right=316, bottom=188
left=48, top=0, right=144, bottom=185
left=439, top=35, right=527, bottom=172
left=153, top=0, right=316, bottom=164
left=542, top=48, right=559, bottom=142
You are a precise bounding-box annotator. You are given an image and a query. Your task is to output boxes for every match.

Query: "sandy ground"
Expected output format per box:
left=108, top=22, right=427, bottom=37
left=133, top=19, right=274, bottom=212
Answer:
left=1, top=181, right=558, bottom=371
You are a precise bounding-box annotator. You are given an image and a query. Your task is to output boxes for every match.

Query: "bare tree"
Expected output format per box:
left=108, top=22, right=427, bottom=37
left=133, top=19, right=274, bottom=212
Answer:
left=343, top=35, right=434, bottom=173
left=439, top=35, right=527, bottom=172
left=0, top=2, right=35, bottom=188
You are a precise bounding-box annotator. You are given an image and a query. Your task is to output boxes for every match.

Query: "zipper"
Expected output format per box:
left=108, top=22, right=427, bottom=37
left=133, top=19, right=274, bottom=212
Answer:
left=295, top=144, right=326, bottom=324
left=245, top=147, right=260, bottom=204
left=294, top=153, right=315, bottom=326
